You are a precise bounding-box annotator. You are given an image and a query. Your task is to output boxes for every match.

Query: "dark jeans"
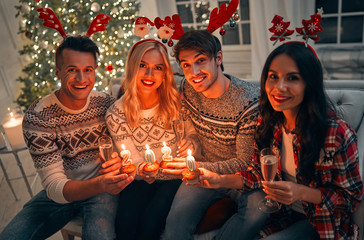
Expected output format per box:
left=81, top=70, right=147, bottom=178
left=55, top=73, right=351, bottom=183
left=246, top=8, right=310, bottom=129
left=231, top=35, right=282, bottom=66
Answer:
left=115, top=179, right=182, bottom=240
left=0, top=190, right=118, bottom=240
left=164, top=183, right=268, bottom=240
left=262, top=211, right=319, bottom=240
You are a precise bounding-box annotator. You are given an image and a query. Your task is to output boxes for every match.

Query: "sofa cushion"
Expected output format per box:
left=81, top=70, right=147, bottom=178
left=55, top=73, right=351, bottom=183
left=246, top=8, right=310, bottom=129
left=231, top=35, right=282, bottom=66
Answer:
left=326, top=89, right=364, bottom=131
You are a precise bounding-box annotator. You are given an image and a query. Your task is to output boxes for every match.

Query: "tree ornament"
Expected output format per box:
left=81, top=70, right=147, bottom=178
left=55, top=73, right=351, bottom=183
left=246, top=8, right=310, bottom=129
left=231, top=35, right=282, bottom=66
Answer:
left=111, top=7, right=118, bottom=15
left=39, top=41, right=48, bottom=49
left=229, top=20, right=236, bottom=28
left=21, top=4, right=30, bottom=13
left=167, top=39, right=174, bottom=47
left=20, top=19, right=26, bottom=28
left=219, top=28, right=226, bottom=36
left=232, top=13, right=240, bottom=22
left=296, top=13, right=323, bottom=46
left=91, top=2, right=101, bottom=12
left=106, top=64, right=114, bottom=72
left=268, top=15, right=294, bottom=46
left=162, top=38, right=168, bottom=43
left=25, top=31, right=32, bottom=39
left=117, top=28, right=125, bottom=38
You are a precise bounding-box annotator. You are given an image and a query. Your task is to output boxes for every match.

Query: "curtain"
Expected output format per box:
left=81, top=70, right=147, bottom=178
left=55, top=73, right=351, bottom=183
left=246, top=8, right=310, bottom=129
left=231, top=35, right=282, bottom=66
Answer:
left=249, top=0, right=315, bottom=80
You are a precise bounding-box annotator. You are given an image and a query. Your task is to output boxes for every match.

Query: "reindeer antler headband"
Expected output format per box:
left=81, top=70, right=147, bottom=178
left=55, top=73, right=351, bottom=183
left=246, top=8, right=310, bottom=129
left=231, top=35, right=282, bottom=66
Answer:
left=37, top=8, right=111, bottom=39
left=133, top=0, right=239, bottom=47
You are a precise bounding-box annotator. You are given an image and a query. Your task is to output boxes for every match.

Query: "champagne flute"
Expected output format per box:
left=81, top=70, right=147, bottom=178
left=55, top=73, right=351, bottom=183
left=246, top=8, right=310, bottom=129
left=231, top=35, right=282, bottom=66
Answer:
left=98, top=136, right=113, bottom=162
left=258, top=148, right=281, bottom=213
left=172, top=117, right=184, bottom=143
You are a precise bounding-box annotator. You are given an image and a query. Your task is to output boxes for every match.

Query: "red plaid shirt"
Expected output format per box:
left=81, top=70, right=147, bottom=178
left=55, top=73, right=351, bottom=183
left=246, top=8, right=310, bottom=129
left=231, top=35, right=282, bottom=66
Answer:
left=238, top=114, right=363, bottom=239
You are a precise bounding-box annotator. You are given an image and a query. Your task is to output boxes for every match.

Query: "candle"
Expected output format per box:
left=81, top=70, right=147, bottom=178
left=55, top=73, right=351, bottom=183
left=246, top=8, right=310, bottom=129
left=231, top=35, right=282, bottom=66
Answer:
left=3, top=113, right=26, bottom=150
left=144, top=144, right=156, bottom=164
left=120, top=144, right=132, bottom=166
left=186, top=149, right=196, bottom=171
left=161, top=141, right=173, bottom=161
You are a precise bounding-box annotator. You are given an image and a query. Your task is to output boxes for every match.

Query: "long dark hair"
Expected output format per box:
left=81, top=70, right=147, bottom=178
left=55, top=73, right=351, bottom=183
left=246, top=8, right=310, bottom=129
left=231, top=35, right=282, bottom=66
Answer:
left=256, top=42, right=333, bottom=180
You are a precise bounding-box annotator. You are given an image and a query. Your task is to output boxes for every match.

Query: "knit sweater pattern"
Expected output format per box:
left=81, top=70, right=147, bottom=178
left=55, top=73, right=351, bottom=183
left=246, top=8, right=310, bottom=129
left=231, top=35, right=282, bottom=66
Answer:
left=105, top=98, right=193, bottom=180
left=181, top=74, right=260, bottom=174
left=22, top=91, right=115, bottom=203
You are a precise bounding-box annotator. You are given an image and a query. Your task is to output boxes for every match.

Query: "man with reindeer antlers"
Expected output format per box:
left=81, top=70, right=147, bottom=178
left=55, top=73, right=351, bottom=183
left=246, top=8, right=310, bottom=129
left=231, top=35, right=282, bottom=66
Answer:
left=0, top=9, right=134, bottom=240
left=161, top=0, right=269, bottom=239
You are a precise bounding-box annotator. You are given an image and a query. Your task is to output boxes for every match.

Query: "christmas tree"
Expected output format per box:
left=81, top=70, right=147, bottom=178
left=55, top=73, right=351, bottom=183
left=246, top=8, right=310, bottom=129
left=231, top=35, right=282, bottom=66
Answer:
left=15, top=0, right=140, bottom=110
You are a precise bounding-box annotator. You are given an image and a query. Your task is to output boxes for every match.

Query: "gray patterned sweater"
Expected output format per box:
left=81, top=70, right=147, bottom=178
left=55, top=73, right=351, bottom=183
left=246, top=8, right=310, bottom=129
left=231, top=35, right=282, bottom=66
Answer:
left=181, top=74, right=259, bottom=174
left=22, top=91, right=115, bottom=203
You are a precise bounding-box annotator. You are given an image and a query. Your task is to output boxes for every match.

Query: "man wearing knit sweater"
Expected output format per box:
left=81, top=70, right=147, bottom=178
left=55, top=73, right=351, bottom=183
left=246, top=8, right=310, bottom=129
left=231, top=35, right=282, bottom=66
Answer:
left=0, top=36, right=134, bottom=240
left=163, top=30, right=268, bottom=240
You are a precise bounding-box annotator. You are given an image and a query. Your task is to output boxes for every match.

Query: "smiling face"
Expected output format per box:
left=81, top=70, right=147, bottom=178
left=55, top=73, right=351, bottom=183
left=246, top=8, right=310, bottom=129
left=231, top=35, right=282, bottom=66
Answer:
left=265, top=54, right=306, bottom=119
left=136, top=49, right=166, bottom=96
left=56, top=49, right=96, bottom=110
left=179, top=49, right=222, bottom=97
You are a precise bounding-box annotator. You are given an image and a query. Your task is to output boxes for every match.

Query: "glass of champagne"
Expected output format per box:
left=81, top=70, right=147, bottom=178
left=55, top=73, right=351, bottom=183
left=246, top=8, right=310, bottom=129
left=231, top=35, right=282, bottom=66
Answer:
left=98, top=136, right=113, bottom=162
left=258, top=148, right=281, bottom=213
left=172, top=117, right=184, bottom=143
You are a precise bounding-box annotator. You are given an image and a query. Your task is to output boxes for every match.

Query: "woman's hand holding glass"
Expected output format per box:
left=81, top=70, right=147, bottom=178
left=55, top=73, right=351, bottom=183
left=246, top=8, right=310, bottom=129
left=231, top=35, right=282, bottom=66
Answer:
left=262, top=181, right=305, bottom=205
left=258, top=148, right=281, bottom=213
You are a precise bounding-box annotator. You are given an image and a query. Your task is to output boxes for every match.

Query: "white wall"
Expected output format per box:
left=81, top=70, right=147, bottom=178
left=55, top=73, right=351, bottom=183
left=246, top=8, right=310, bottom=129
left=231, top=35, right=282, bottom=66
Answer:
left=139, top=0, right=159, bottom=17
left=0, top=0, right=23, bottom=122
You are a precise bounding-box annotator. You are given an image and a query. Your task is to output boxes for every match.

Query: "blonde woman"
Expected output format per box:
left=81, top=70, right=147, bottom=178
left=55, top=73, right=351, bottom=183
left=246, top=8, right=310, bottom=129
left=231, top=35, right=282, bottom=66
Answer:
left=105, top=39, right=198, bottom=240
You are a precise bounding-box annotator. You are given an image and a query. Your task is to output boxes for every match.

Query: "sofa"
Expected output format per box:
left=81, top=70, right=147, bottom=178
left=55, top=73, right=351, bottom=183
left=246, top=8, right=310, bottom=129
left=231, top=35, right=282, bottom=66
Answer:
left=60, top=79, right=364, bottom=240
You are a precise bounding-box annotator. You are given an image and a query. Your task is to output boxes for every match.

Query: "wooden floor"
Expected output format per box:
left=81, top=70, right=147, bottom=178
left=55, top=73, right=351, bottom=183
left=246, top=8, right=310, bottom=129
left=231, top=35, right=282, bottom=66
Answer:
left=0, top=148, right=73, bottom=239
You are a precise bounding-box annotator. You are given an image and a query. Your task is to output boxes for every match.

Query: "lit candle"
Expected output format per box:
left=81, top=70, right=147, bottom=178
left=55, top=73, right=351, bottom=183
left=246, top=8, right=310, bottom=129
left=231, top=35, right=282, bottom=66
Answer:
left=186, top=149, right=196, bottom=171
left=161, top=141, right=173, bottom=161
left=144, top=144, right=156, bottom=164
left=3, top=112, right=26, bottom=150
left=120, top=144, right=132, bottom=166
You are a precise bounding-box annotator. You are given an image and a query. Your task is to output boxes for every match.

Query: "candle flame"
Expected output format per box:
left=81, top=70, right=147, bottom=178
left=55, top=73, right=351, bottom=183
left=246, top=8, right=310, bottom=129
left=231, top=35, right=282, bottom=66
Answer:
left=187, top=149, right=192, bottom=156
left=121, top=144, right=125, bottom=150
left=146, top=144, right=150, bottom=150
left=163, top=141, right=166, bottom=147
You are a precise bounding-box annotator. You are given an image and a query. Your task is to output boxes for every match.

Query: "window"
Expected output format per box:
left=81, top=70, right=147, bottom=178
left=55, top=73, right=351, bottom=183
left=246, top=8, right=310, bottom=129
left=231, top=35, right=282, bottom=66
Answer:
left=175, top=0, right=251, bottom=47
left=315, top=0, right=364, bottom=45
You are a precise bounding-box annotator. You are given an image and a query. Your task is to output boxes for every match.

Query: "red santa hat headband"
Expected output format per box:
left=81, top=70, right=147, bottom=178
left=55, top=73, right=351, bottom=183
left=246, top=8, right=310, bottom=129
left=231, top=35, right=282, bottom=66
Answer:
left=133, top=0, right=240, bottom=47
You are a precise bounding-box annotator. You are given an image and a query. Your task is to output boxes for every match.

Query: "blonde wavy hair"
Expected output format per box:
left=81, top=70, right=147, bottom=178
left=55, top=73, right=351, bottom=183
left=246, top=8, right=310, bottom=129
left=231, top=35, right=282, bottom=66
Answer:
left=122, top=40, right=181, bottom=128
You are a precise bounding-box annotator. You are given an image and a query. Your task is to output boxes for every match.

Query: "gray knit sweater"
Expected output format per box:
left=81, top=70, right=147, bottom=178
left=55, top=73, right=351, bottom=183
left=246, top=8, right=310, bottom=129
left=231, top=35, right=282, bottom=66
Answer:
left=181, top=74, right=259, bottom=174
